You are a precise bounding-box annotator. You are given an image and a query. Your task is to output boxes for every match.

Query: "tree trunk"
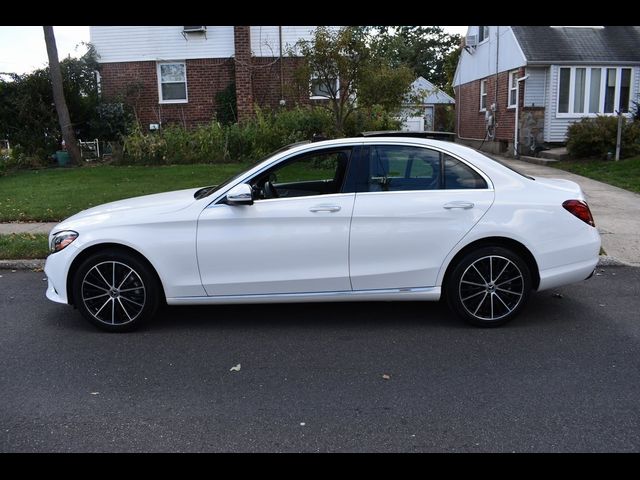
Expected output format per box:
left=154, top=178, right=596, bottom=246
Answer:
left=43, top=26, right=81, bottom=166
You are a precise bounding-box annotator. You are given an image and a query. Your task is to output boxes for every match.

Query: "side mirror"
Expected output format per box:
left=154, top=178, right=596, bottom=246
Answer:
left=226, top=183, right=253, bottom=205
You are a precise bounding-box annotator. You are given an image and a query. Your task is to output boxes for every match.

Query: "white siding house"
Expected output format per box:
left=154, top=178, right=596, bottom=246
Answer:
left=453, top=26, right=640, bottom=152
left=90, top=26, right=237, bottom=62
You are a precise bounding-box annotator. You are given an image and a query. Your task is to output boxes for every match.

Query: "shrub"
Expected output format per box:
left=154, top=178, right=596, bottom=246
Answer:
left=89, top=102, right=134, bottom=141
left=566, top=116, right=640, bottom=159
left=119, top=106, right=337, bottom=165
left=344, top=105, right=402, bottom=136
left=0, top=146, right=52, bottom=176
left=215, top=83, right=237, bottom=126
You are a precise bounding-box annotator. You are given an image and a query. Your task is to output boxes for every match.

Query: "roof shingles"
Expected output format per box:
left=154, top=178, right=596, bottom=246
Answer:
left=511, top=26, right=640, bottom=63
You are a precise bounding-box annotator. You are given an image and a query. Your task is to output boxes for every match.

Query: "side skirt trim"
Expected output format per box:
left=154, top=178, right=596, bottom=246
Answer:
left=167, top=286, right=441, bottom=305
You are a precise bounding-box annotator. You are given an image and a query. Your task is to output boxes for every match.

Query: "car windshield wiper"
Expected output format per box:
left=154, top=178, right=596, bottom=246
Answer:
left=194, top=186, right=216, bottom=200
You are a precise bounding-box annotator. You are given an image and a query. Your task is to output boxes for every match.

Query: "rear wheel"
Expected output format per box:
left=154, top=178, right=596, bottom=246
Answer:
left=72, top=249, right=160, bottom=332
left=445, top=246, right=532, bottom=327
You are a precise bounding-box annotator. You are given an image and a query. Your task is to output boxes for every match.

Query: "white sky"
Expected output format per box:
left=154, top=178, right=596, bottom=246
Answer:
left=0, top=26, right=468, bottom=75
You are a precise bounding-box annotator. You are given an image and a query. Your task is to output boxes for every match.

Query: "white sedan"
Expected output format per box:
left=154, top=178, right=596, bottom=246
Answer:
left=44, top=137, right=601, bottom=331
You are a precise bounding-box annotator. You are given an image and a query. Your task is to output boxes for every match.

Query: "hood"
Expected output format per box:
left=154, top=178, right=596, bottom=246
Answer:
left=52, top=188, right=202, bottom=233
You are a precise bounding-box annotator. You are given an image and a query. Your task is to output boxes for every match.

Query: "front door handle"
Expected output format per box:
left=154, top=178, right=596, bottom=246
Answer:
left=443, top=201, right=474, bottom=210
left=309, top=205, right=341, bottom=213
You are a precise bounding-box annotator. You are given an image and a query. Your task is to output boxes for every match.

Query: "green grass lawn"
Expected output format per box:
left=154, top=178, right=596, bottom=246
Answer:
left=0, top=233, right=49, bottom=259
left=0, top=164, right=249, bottom=222
left=553, top=155, right=640, bottom=194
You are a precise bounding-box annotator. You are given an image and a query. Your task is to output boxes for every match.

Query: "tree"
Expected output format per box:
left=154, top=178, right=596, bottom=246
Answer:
left=369, top=26, right=462, bottom=92
left=0, top=49, right=104, bottom=159
left=43, top=26, right=81, bottom=165
left=293, top=26, right=414, bottom=136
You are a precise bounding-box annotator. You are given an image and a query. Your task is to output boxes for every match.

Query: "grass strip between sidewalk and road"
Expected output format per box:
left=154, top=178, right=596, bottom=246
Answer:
left=553, top=155, right=640, bottom=194
left=0, top=164, right=249, bottom=222
left=0, top=233, right=49, bottom=260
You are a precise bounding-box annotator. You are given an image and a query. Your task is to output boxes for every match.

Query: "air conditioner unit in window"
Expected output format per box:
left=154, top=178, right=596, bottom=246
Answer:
left=465, top=34, right=478, bottom=51
left=183, top=26, right=206, bottom=33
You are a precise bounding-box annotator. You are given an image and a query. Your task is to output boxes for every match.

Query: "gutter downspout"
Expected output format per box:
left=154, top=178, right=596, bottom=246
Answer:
left=514, top=74, right=529, bottom=157
left=279, top=26, right=284, bottom=105
left=494, top=26, right=499, bottom=117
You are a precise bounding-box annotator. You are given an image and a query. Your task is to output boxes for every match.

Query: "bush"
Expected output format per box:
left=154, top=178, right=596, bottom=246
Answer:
left=89, top=102, right=134, bottom=141
left=0, top=147, right=52, bottom=176
left=566, top=116, right=640, bottom=159
left=344, top=105, right=402, bottom=136
left=119, top=106, right=336, bottom=165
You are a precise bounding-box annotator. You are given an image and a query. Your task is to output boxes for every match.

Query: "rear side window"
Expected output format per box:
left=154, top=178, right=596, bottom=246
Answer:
left=357, top=145, right=488, bottom=191
left=443, top=154, right=488, bottom=189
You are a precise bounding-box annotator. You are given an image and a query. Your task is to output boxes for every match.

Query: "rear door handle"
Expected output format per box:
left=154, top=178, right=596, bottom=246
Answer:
left=443, top=201, right=474, bottom=210
left=309, top=205, right=341, bottom=212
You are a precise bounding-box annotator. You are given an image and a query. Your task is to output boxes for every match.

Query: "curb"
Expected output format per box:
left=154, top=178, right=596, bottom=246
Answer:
left=0, top=259, right=46, bottom=271
left=0, top=256, right=634, bottom=272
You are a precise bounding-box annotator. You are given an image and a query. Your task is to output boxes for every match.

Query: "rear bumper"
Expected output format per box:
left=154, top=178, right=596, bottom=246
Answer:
left=538, top=257, right=599, bottom=291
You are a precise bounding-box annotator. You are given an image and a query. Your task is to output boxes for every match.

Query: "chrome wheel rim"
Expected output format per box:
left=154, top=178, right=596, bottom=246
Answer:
left=459, top=255, right=524, bottom=321
left=81, top=261, right=146, bottom=326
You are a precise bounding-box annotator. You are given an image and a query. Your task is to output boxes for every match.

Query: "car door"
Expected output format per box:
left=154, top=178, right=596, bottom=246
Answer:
left=349, top=144, right=495, bottom=290
left=196, top=146, right=357, bottom=296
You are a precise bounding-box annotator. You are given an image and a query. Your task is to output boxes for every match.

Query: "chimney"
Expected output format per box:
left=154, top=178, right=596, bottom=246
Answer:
left=234, top=26, right=254, bottom=122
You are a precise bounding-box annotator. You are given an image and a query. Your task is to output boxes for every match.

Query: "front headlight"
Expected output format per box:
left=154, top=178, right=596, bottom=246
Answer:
left=50, top=230, right=79, bottom=253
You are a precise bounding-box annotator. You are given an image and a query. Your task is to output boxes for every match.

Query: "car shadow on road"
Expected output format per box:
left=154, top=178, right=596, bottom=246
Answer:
left=149, top=299, right=464, bottom=332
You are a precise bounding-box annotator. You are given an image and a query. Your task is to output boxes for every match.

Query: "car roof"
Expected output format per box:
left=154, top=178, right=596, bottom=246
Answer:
left=291, top=136, right=486, bottom=161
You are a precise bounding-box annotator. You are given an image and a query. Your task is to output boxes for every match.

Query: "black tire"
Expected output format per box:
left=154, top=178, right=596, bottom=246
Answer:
left=445, top=246, right=532, bottom=327
left=72, top=248, right=161, bottom=332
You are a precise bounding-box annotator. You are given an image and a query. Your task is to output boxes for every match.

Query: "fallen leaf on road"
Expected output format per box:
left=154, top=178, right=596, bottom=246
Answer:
left=382, top=374, right=391, bottom=380
left=230, top=364, right=241, bottom=372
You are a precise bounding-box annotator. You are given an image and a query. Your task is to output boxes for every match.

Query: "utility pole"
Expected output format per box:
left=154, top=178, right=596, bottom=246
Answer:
left=43, top=26, right=81, bottom=166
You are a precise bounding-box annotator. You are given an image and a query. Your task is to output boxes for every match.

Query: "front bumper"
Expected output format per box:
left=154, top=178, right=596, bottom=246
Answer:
left=44, top=242, right=80, bottom=305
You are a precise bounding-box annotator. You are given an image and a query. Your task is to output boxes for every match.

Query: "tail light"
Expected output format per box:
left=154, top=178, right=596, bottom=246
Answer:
left=562, top=200, right=595, bottom=227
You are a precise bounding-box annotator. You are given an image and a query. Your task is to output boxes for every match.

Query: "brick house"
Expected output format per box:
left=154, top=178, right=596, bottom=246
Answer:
left=89, top=26, right=336, bottom=128
left=452, top=26, right=640, bottom=155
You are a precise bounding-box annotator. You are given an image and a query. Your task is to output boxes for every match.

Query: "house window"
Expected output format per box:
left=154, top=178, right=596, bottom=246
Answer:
left=508, top=71, right=518, bottom=108
left=480, top=79, right=487, bottom=111
left=157, top=61, right=188, bottom=103
left=310, top=75, right=339, bottom=100
left=478, top=26, right=489, bottom=43
left=558, top=66, right=633, bottom=116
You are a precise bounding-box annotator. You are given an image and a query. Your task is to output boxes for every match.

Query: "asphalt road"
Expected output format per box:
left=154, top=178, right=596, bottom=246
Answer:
left=1, top=266, right=639, bottom=453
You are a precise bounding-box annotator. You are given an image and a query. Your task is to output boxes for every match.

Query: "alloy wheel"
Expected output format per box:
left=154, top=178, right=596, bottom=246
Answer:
left=458, top=255, right=524, bottom=321
left=81, top=261, right=146, bottom=326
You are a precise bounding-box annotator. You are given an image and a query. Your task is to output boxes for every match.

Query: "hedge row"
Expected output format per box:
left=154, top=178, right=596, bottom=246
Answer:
left=119, top=106, right=400, bottom=165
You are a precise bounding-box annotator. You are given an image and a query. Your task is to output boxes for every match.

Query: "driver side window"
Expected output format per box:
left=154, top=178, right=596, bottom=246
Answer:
left=252, top=148, right=352, bottom=200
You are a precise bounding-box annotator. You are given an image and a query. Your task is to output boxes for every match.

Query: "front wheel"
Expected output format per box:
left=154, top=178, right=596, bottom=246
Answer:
left=72, top=249, right=161, bottom=332
left=445, top=246, right=532, bottom=327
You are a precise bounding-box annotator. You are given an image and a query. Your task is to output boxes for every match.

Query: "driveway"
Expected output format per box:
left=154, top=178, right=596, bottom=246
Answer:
left=492, top=156, right=640, bottom=266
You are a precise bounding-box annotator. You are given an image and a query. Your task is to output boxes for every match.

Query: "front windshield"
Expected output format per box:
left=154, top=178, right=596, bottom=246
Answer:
left=194, top=141, right=311, bottom=200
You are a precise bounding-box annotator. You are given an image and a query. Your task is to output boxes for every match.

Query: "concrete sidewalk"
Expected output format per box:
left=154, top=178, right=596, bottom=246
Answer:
left=493, top=156, right=640, bottom=266
left=0, top=222, right=57, bottom=235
